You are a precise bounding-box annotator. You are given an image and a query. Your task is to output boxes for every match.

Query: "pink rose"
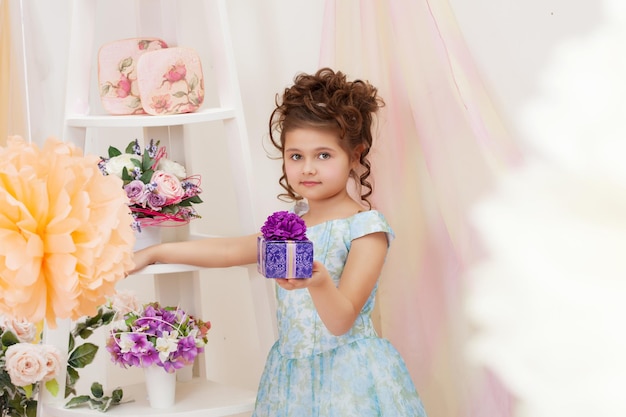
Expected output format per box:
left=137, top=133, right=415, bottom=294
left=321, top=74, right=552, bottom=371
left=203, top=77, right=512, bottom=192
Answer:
left=4, top=343, right=47, bottom=386
left=116, top=74, right=131, bottom=98
left=150, top=94, right=171, bottom=114
left=0, top=316, right=37, bottom=342
left=151, top=170, right=184, bottom=205
left=165, top=62, right=186, bottom=83
left=41, top=345, right=64, bottom=382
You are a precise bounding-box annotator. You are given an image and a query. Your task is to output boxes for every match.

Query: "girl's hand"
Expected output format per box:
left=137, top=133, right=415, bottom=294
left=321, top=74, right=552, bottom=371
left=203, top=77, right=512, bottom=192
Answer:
left=275, top=260, right=330, bottom=291
left=125, top=246, right=157, bottom=276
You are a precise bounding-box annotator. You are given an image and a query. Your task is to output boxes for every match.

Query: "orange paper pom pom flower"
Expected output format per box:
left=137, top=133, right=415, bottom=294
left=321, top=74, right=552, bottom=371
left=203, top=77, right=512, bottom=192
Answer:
left=0, top=136, right=135, bottom=327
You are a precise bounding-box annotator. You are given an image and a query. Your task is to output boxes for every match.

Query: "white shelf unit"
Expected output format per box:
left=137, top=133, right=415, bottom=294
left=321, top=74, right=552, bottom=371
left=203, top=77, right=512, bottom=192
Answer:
left=41, top=1, right=277, bottom=416
left=44, top=380, right=256, bottom=417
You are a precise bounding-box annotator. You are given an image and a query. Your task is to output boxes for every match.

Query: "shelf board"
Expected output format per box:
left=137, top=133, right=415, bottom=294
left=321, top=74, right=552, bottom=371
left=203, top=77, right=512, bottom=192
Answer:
left=132, top=263, right=206, bottom=275
left=65, top=107, right=236, bottom=128
left=43, top=379, right=256, bottom=417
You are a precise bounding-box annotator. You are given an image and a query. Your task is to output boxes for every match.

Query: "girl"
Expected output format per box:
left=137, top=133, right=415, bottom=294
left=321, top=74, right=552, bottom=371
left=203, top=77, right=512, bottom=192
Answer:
left=130, top=68, right=427, bottom=417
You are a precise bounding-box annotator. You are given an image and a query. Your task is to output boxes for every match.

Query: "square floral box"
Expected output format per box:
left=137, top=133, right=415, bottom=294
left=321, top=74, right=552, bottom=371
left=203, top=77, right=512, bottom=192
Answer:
left=98, top=37, right=168, bottom=115
left=136, top=46, right=205, bottom=115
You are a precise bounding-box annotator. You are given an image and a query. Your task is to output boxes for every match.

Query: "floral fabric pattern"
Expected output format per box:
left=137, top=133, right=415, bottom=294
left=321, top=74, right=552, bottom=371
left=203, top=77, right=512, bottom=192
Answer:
left=137, top=47, right=204, bottom=115
left=98, top=38, right=168, bottom=115
left=252, top=207, right=427, bottom=417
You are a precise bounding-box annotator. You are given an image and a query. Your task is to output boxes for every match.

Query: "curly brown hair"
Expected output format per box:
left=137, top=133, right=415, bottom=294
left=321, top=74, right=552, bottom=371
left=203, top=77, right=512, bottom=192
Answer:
left=269, top=68, right=385, bottom=208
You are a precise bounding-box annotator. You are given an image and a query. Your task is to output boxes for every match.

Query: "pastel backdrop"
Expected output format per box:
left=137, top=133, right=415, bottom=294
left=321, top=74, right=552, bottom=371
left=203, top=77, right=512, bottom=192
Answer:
left=2, top=1, right=621, bottom=416
left=318, top=2, right=523, bottom=415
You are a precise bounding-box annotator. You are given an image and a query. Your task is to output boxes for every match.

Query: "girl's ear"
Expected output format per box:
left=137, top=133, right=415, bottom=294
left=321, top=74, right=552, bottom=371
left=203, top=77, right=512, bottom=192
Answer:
left=351, top=144, right=366, bottom=165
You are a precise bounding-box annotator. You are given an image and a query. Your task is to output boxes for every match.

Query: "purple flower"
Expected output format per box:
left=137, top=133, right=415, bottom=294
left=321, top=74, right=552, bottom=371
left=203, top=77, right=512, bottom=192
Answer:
left=176, top=335, right=202, bottom=363
left=146, top=192, right=167, bottom=209
left=260, top=211, right=307, bottom=241
left=107, top=302, right=210, bottom=370
left=124, top=180, right=146, bottom=204
left=131, top=139, right=142, bottom=156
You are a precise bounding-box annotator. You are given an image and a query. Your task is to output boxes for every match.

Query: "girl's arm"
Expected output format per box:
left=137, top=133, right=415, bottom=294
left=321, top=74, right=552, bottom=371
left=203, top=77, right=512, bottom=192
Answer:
left=129, top=233, right=259, bottom=274
left=278, top=231, right=389, bottom=336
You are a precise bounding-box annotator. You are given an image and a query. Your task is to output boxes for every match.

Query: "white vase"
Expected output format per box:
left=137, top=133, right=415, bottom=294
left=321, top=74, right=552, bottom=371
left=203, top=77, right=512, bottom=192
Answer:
left=133, top=226, right=162, bottom=251
left=143, top=365, right=176, bottom=408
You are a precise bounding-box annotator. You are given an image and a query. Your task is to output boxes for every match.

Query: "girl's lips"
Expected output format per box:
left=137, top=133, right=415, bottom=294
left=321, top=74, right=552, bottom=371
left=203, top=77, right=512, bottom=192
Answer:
left=300, top=181, right=319, bottom=187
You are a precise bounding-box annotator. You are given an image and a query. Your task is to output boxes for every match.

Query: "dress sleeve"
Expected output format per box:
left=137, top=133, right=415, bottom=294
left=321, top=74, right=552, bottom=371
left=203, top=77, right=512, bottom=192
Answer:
left=349, top=210, right=395, bottom=246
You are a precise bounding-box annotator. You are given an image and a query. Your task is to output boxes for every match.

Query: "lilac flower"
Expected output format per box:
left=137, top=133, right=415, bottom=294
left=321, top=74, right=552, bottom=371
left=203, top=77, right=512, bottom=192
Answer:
left=124, top=180, right=146, bottom=205
left=261, top=211, right=307, bottom=241
left=176, top=335, right=202, bottom=363
left=147, top=192, right=167, bottom=209
left=130, top=166, right=142, bottom=180
left=131, top=139, right=142, bottom=155
left=146, top=139, right=158, bottom=158
left=107, top=302, right=210, bottom=372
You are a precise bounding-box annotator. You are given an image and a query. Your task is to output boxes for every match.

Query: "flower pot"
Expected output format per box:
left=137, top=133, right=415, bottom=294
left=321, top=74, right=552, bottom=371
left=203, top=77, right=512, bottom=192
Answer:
left=133, top=226, right=162, bottom=251
left=143, top=365, right=176, bottom=408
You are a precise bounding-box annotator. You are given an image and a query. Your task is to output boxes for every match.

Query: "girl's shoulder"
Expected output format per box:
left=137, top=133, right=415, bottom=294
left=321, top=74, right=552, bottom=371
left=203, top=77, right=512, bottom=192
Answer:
left=346, top=210, right=395, bottom=245
left=294, top=202, right=395, bottom=245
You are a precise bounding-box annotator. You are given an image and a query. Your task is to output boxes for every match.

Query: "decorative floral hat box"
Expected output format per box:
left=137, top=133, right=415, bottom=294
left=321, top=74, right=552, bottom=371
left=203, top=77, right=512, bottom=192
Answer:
left=136, top=46, right=205, bottom=115
left=98, top=38, right=168, bottom=115
left=257, top=211, right=313, bottom=279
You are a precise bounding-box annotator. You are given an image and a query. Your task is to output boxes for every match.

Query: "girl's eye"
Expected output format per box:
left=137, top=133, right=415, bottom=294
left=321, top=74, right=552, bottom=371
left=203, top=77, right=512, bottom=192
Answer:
left=289, top=154, right=302, bottom=161
left=318, top=152, right=331, bottom=160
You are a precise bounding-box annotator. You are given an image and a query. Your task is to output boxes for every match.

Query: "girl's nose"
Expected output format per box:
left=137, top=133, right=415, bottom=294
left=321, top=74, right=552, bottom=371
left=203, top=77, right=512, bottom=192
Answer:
left=302, top=160, right=316, bottom=175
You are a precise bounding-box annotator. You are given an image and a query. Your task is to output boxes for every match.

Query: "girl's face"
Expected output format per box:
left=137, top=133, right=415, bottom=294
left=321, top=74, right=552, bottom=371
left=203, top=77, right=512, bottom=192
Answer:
left=283, top=128, right=355, bottom=204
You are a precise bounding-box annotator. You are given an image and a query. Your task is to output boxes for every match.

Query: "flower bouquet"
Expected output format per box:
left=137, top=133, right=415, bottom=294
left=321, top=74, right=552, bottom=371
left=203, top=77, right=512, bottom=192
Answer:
left=106, top=302, right=210, bottom=373
left=0, top=317, right=63, bottom=417
left=257, top=211, right=314, bottom=278
left=99, top=139, right=203, bottom=231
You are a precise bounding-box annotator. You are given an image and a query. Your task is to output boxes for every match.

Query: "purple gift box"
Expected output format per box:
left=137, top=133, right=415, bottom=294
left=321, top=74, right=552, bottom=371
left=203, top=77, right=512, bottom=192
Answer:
left=256, top=211, right=313, bottom=279
left=257, top=237, right=313, bottom=279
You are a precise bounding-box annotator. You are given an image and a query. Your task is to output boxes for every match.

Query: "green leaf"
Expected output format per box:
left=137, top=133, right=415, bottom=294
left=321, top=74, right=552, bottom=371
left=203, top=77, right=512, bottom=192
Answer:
left=139, top=169, right=154, bottom=183
left=111, top=387, right=123, bottom=403
left=90, top=382, right=104, bottom=398
left=108, top=146, right=121, bottom=158
left=78, top=328, right=94, bottom=339
left=23, top=384, right=33, bottom=398
left=125, top=141, right=137, bottom=154
left=93, top=397, right=113, bottom=411
left=25, top=399, right=37, bottom=417
left=121, top=166, right=133, bottom=182
left=84, top=310, right=104, bottom=327
left=65, top=365, right=79, bottom=398
left=142, top=149, right=153, bottom=171
left=67, top=343, right=98, bottom=368
left=101, top=310, right=116, bottom=325
left=118, top=57, right=133, bottom=73
left=189, top=74, right=198, bottom=90
left=66, top=365, right=79, bottom=384
left=1, top=330, right=19, bottom=346
left=64, top=395, right=91, bottom=408
left=45, top=378, right=59, bottom=397
left=187, top=195, right=203, bottom=204
left=68, top=332, right=75, bottom=352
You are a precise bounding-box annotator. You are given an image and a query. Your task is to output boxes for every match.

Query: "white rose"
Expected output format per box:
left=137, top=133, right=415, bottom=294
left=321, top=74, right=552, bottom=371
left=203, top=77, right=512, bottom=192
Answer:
left=157, top=158, right=187, bottom=179
left=0, top=316, right=37, bottom=342
left=5, top=343, right=47, bottom=386
left=107, top=289, right=141, bottom=319
left=41, top=344, right=64, bottom=382
left=105, top=153, right=140, bottom=178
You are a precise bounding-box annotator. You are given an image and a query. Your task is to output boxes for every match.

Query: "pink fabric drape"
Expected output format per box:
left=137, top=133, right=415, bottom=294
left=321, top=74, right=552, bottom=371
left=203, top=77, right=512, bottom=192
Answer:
left=319, top=1, right=522, bottom=416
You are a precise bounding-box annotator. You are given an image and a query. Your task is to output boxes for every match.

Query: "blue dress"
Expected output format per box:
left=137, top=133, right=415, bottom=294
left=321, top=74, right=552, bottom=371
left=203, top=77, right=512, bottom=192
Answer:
left=252, top=208, right=427, bottom=417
